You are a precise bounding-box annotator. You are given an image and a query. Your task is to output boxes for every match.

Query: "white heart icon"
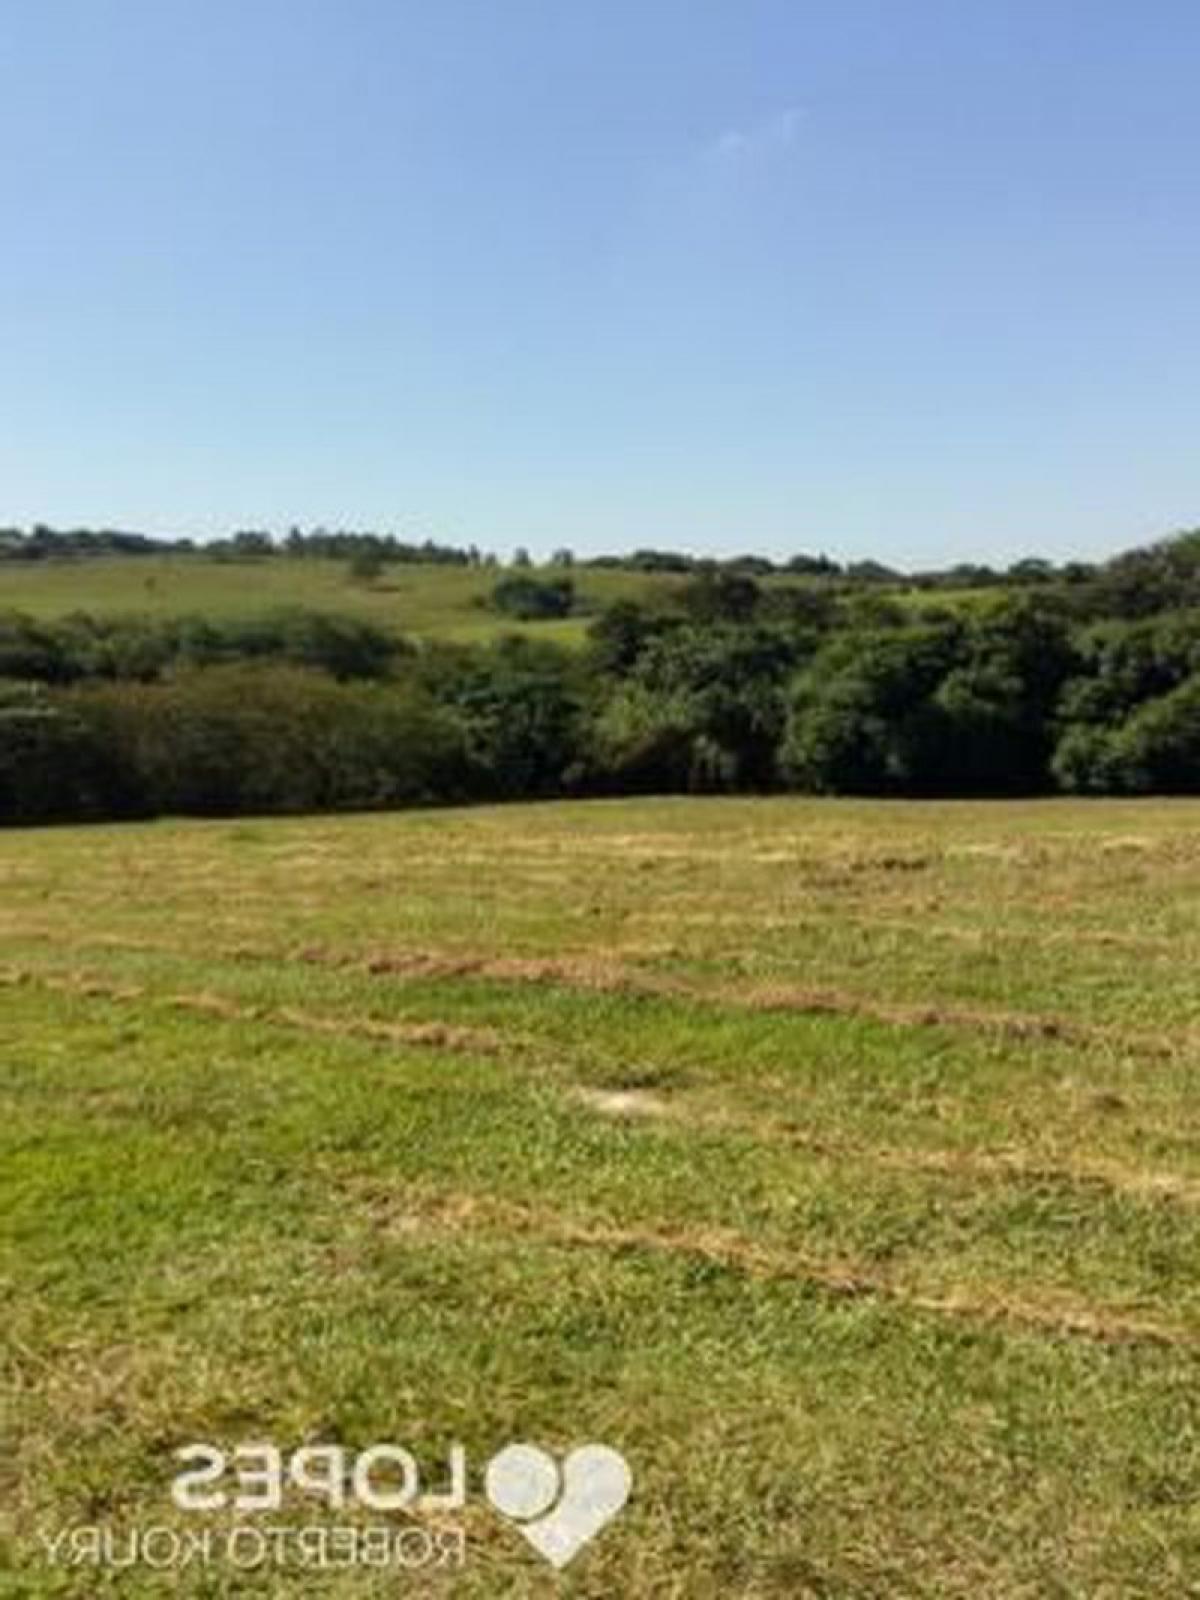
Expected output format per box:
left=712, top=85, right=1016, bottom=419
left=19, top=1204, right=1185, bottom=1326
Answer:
left=484, top=1442, right=631, bottom=1568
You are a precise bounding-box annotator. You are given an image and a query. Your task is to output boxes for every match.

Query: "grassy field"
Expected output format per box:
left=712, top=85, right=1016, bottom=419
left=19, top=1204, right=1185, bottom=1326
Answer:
left=4, top=796, right=1200, bottom=1594
left=0, top=554, right=993, bottom=646
left=0, top=557, right=673, bottom=645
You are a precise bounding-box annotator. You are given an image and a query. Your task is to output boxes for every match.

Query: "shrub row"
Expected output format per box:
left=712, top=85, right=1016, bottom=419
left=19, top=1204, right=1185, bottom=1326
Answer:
left=3, top=597, right=1200, bottom=824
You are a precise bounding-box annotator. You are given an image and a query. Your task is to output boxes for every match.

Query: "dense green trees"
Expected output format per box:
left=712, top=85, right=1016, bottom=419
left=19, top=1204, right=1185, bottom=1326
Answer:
left=0, top=608, right=404, bottom=684
left=0, top=685, right=136, bottom=821
left=1081, top=531, right=1200, bottom=619
left=1053, top=613, right=1200, bottom=793
left=422, top=637, right=586, bottom=798
left=780, top=602, right=1078, bottom=796
left=4, top=530, right=1200, bottom=823
left=70, top=667, right=468, bottom=816
left=782, top=622, right=962, bottom=794
left=593, top=624, right=801, bottom=792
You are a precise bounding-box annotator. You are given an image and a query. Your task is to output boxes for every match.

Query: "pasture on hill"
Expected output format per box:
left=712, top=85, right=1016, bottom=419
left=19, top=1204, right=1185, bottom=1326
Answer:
left=0, top=556, right=676, bottom=646
left=3, top=795, right=1200, bottom=1594
left=0, top=554, right=974, bottom=646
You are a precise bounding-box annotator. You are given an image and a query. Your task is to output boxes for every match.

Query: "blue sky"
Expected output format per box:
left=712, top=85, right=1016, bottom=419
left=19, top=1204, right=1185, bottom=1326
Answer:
left=2, top=1, right=1198, bottom=565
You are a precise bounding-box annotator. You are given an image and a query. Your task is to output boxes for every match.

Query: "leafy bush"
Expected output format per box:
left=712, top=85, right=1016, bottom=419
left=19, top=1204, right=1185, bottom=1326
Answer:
left=427, top=637, right=585, bottom=797
left=490, top=575, right=575, bottom=621
left=0, top=608, right=406, bottom=684
left=782, top=623, right=963, bottom=794
left=0, top=685, right=139, bottom=822
left=782, top=603, right=1075, bottom=795
left=65, top=666, right=468, bottom=818
left=1054, top=676, right=1200, bottom=793
left=587, top=681, right=705, bottom=793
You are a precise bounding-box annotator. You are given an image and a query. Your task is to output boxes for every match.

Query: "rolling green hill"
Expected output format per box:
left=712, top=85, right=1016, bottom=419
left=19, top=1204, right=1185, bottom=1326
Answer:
left=0, top=551, right=994, bottom=646
left=0, top=554, right=678, bottom=644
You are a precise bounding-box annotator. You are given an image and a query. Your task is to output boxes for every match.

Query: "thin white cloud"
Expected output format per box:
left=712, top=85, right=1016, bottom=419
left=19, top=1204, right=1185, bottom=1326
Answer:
left=610, top=105, right=805, bottom=286
left=709, top=107, right=803, bottom=168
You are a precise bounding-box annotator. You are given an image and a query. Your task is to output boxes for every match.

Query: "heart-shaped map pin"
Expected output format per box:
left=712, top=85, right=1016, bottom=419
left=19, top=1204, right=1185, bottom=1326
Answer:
left=485, top=1442, right=631, bottom=1568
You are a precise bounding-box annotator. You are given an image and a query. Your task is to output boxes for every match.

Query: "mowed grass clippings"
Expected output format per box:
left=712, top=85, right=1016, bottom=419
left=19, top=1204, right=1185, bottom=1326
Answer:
left=3, top=796, right=1200, bottom=1596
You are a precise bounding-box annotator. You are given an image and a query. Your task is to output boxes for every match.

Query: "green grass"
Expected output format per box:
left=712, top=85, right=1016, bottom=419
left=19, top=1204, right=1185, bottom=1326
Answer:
left=0, top=553, right=1009, bottom=648
left=0, top=556, right=675, bottom=645
left=4, top=796, right=1200, bottom=1594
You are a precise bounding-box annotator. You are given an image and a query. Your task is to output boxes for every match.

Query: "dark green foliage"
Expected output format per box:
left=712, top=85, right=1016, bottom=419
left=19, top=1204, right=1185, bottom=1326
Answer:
left=784, top=553, right=841, bottom=577
left=347, top=547, right=385, bottom=583
left=0, top=613, right=86, bottom=683
left=782, top=601, right=1078, bottom=795
left=0, top=524, right=479, bottom=566
left=427, top=637, right=585, bottom=797
left=0, top=685, right=139, bottom=822
left=585, top=599, right=679, bottom=676
left=1054, top=678, right=1200, bottom=794
left=4, top=525, right=1200, bottom=822
left=931, top=599, right=1077, bottom=794
left=679, top=567, right=762, bottom=624
left=0, top=524, right=195, bottom=560
left=1056, top=613, right=1200, bottom=728
left=490, top=574, right=575, bottom=620
left=621, top=549, right=695, bottom=573
left=846, top=558, right=901, bottom=584
left=586, top=682, right=701, bottom=792
left=1081, top=531, right=1200, bottom=619
left=0, top=608, right=405, bottom=684
left=1053, top=610, right=1200, bottom=793
left=758, top=584, right=838, bottom=629
left=782, top=621, right=964, bottom=794
left=70, top=667, right=467, bottom=817
left=211, top=610, right=405, bottom=679
left=588, top=623, right=812, bottom=793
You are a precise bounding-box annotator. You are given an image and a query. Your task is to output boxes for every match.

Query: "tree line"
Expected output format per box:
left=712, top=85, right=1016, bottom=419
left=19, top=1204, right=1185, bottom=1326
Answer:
left=11, top=521, right=1200, bottom=593
left=2, top=530, right=1199, bottom=823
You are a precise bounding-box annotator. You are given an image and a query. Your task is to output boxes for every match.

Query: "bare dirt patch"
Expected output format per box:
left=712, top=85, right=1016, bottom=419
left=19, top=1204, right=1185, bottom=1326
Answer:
left=574, top=1086, right=670, bottom=1119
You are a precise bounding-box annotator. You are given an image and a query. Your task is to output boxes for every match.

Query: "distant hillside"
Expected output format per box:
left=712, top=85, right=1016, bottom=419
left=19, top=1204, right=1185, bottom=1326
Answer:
left=1, top=520, right=1151, bottom=643
left=4, top=525, right=1200, bottom=826
left=0, top=553, right=672, bottom=646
